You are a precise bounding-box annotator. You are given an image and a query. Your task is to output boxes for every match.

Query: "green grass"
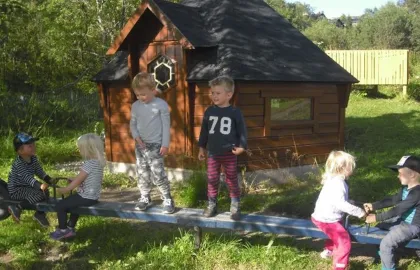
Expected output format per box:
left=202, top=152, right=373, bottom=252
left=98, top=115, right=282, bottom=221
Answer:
left=1, top=91, right=420, bottom=269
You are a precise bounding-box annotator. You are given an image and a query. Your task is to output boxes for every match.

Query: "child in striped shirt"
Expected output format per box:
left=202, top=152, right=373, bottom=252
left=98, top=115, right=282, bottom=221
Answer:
left=50, top=133, right=105, bottom=240
left=7, top=132, right=53, bottom=227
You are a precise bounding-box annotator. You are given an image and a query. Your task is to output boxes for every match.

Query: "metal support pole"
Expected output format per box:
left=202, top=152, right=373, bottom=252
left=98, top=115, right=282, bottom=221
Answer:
left=194, top=226, right=202, bottom=250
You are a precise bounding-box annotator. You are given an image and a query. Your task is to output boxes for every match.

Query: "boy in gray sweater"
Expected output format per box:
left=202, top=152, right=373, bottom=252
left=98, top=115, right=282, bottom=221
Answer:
left=130, top=73, right=174, bottom=214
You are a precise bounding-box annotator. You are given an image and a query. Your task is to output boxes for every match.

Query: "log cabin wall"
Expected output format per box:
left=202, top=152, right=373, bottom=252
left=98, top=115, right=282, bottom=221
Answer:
left=192, top=82, right=346, bottom=171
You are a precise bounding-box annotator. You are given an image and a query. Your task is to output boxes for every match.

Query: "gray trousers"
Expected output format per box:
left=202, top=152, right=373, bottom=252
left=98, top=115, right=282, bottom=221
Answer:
left=135, top=143, right=171, bottom=198
left=379, top=220, right=420, bottom=270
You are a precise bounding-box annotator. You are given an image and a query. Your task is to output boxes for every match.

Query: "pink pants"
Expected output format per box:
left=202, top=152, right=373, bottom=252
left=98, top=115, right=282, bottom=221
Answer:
left=312, top=217, right=351, bottom=270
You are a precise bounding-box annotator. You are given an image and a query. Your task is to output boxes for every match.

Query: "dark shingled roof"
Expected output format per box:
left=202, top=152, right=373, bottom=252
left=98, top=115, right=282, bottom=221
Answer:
left=96, top=0, right=357, bottom=83
left=180, top=0, right=357, bottom=83
left=92, top=51, right=129, bottom=82
left=153, top=0, right=215, bottom=47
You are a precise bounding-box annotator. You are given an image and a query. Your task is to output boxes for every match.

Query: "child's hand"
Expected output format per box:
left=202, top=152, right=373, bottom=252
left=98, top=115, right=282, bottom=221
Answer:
left=232, top=147, right=244, bottom=156
left=363, top=203, right=373, bottom=213
left=365, top=214, right=376, bottom=223
left=135, top=137, right=145, bottom=149
left=198, top=148, right=206, bottom=161
left=40, top=183, right=49, bottom=191
left=160, top=146, right=168, bottom=156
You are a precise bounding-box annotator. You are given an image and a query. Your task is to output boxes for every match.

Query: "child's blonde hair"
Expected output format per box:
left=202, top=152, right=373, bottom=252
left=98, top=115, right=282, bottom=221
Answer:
left=77, top=133, right=106, bottom=167
left=131, top=72, right=156, bottom=91
left=209, top=75, right=235, bottom=93
left=323, top=151, right=356, bottom=182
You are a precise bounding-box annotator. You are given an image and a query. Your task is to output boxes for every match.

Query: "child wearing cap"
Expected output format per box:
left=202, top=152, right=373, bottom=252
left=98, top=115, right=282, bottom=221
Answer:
left=7, top=132, right=53, bottom=227
left=364, top=155, right=420, bottom=270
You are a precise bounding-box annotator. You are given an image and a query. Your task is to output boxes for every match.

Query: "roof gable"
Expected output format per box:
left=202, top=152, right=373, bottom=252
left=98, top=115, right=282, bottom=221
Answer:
left=106, top=0, right=199, bottom=55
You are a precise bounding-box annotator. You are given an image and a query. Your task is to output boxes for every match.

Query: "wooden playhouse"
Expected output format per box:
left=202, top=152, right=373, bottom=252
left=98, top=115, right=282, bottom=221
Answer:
left=92, top=0, right=358, bottom=175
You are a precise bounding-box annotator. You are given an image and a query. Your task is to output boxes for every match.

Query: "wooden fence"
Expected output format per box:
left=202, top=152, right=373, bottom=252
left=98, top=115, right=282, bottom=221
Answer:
left=326, top=50, right=409, bottom=93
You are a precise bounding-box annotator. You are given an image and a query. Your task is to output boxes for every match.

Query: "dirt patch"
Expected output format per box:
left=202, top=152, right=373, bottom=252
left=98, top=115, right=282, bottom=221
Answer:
left=0, top=253, right=13, bottom=264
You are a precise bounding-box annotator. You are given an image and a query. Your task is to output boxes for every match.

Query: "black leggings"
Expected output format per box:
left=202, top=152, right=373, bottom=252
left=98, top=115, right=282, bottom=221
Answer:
left=55, top=193, right=97, bottom=229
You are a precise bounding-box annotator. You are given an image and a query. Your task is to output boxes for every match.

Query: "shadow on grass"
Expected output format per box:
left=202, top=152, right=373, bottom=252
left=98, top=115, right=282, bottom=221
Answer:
left=346, top=110, right=420, bottom=202
left=26, top=219, right=185, bottom=270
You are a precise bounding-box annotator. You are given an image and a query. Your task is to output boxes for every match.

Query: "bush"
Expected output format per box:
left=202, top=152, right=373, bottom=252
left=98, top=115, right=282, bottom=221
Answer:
left=407, top=81, right=420, bottom=100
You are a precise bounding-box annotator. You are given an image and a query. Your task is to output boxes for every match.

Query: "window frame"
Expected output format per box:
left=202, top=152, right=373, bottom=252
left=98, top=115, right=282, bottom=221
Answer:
left=261, top=89, right=323, bottom=137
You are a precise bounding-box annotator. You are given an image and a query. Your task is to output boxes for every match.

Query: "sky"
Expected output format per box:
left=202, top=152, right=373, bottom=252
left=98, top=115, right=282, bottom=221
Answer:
left=286, top=0, right=397, bottom=18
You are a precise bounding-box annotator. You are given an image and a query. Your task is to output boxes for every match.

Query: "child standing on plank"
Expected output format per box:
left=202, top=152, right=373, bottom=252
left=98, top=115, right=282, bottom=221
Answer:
left=311, top=151, right=366, bottom=270
left=198, top=75, right=247, bottom=220
left=365, top=155, right=420, bottom=270
left=130, top=72, right=175, bottom=214
left=50, top=133, right=105, bottom=240
left=7, top=132, right=53, bottom=227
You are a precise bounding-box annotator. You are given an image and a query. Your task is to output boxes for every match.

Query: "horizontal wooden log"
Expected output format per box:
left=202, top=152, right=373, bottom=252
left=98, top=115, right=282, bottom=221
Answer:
left=319, top=93, right=339, bottom=104
left=194, top=105, right=264, bottom=116
left=193, top=116, right=264, bottom=128
left=247, top=134, right=338, bottom=149
left=241, top=143, right=339, bottom=161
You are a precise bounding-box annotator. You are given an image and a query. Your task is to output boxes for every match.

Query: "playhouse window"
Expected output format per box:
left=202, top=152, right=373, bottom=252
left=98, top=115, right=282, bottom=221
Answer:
left=148, top=55, right=176, bottom=92
left=270, top=98, right=312, bottom=121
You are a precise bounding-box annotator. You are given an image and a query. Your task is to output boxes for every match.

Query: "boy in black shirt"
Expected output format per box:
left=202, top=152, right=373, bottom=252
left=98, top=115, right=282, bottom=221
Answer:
left=198, top=75, right=247, bottom=220
left=364, top=156, right=420, bottom=270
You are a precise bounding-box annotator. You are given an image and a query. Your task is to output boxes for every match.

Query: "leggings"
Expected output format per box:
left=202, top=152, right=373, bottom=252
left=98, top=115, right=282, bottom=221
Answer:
left=55, top=193, right=97, bottom=229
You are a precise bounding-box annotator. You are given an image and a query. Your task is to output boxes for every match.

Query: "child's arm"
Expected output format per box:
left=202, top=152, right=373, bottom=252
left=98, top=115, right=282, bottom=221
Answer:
left=232, top=109, right=248, bottom=156
left=366, top=189, right=403, bottom=212
left=369, top=189, right=420, bottom=223
left=130, top=102, right=145, bottom=147
left=159, top=101, right=170, bottom=155
left=57, top=170, right=88, bottom=194
left=197, top=110, right=209, bottom=159
left=333, top=181, right=366, bottom=218
left=11, top=162, right=44, bottom=190
left=33, top=156, right=53, bottom=184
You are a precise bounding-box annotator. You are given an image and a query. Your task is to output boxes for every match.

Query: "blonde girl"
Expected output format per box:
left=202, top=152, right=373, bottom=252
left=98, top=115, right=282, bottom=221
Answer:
left=311, top=151, right=366, bottom=270
left=50, top=133, right=105, bottom=240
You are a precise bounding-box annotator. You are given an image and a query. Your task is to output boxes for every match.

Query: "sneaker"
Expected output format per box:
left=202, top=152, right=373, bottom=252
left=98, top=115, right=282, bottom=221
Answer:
left=203, top=201, right=217, bottom=217
left=8, top=205, right=21, bottom=223
left=230, top=201, right=241, bottom=221
left=162, top=198, right=175, bottom=214
left=67, top=226, right=76, bottom=236
left=50, top=228, right=75, bottom=240
left=33, top=212, right=50, bottom=228
left=135, top=196, right=151, bottom=211
left=320, top=249, right=333, bottom=259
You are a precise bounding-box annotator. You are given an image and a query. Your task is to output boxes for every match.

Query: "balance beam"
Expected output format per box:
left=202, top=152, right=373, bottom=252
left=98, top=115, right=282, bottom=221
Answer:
left=35, top=201, right=420, bottom=249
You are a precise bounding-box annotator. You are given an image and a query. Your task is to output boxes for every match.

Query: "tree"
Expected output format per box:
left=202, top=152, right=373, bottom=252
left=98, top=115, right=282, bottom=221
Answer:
left=303, top=19, right=350, bottom=50
left=352, top=3, right=412, bottom=49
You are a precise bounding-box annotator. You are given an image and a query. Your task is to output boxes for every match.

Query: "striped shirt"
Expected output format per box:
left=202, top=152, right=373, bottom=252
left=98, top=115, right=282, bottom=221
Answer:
left=8, top=155, right=47, bottom=194
left=77, top=159, right=104, bottom=200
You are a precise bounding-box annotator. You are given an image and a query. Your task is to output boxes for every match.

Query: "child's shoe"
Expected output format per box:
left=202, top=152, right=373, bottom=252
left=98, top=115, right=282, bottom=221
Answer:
left=320, top=249, right=333, bottom=259
left=33, top=212, right=50, bottom=228
left=50, top=228, right=75, bottom=240
left=162, top=198, right=175, bottom=214
left=203, top=201, right=217, bottom=217
left=8, top=205, right=21, bottom=223
left=67, top=226, right=76, bottom=236
left=230, top=201, right=241, bottom=220
left=135, top=195, right=152, bottom=211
